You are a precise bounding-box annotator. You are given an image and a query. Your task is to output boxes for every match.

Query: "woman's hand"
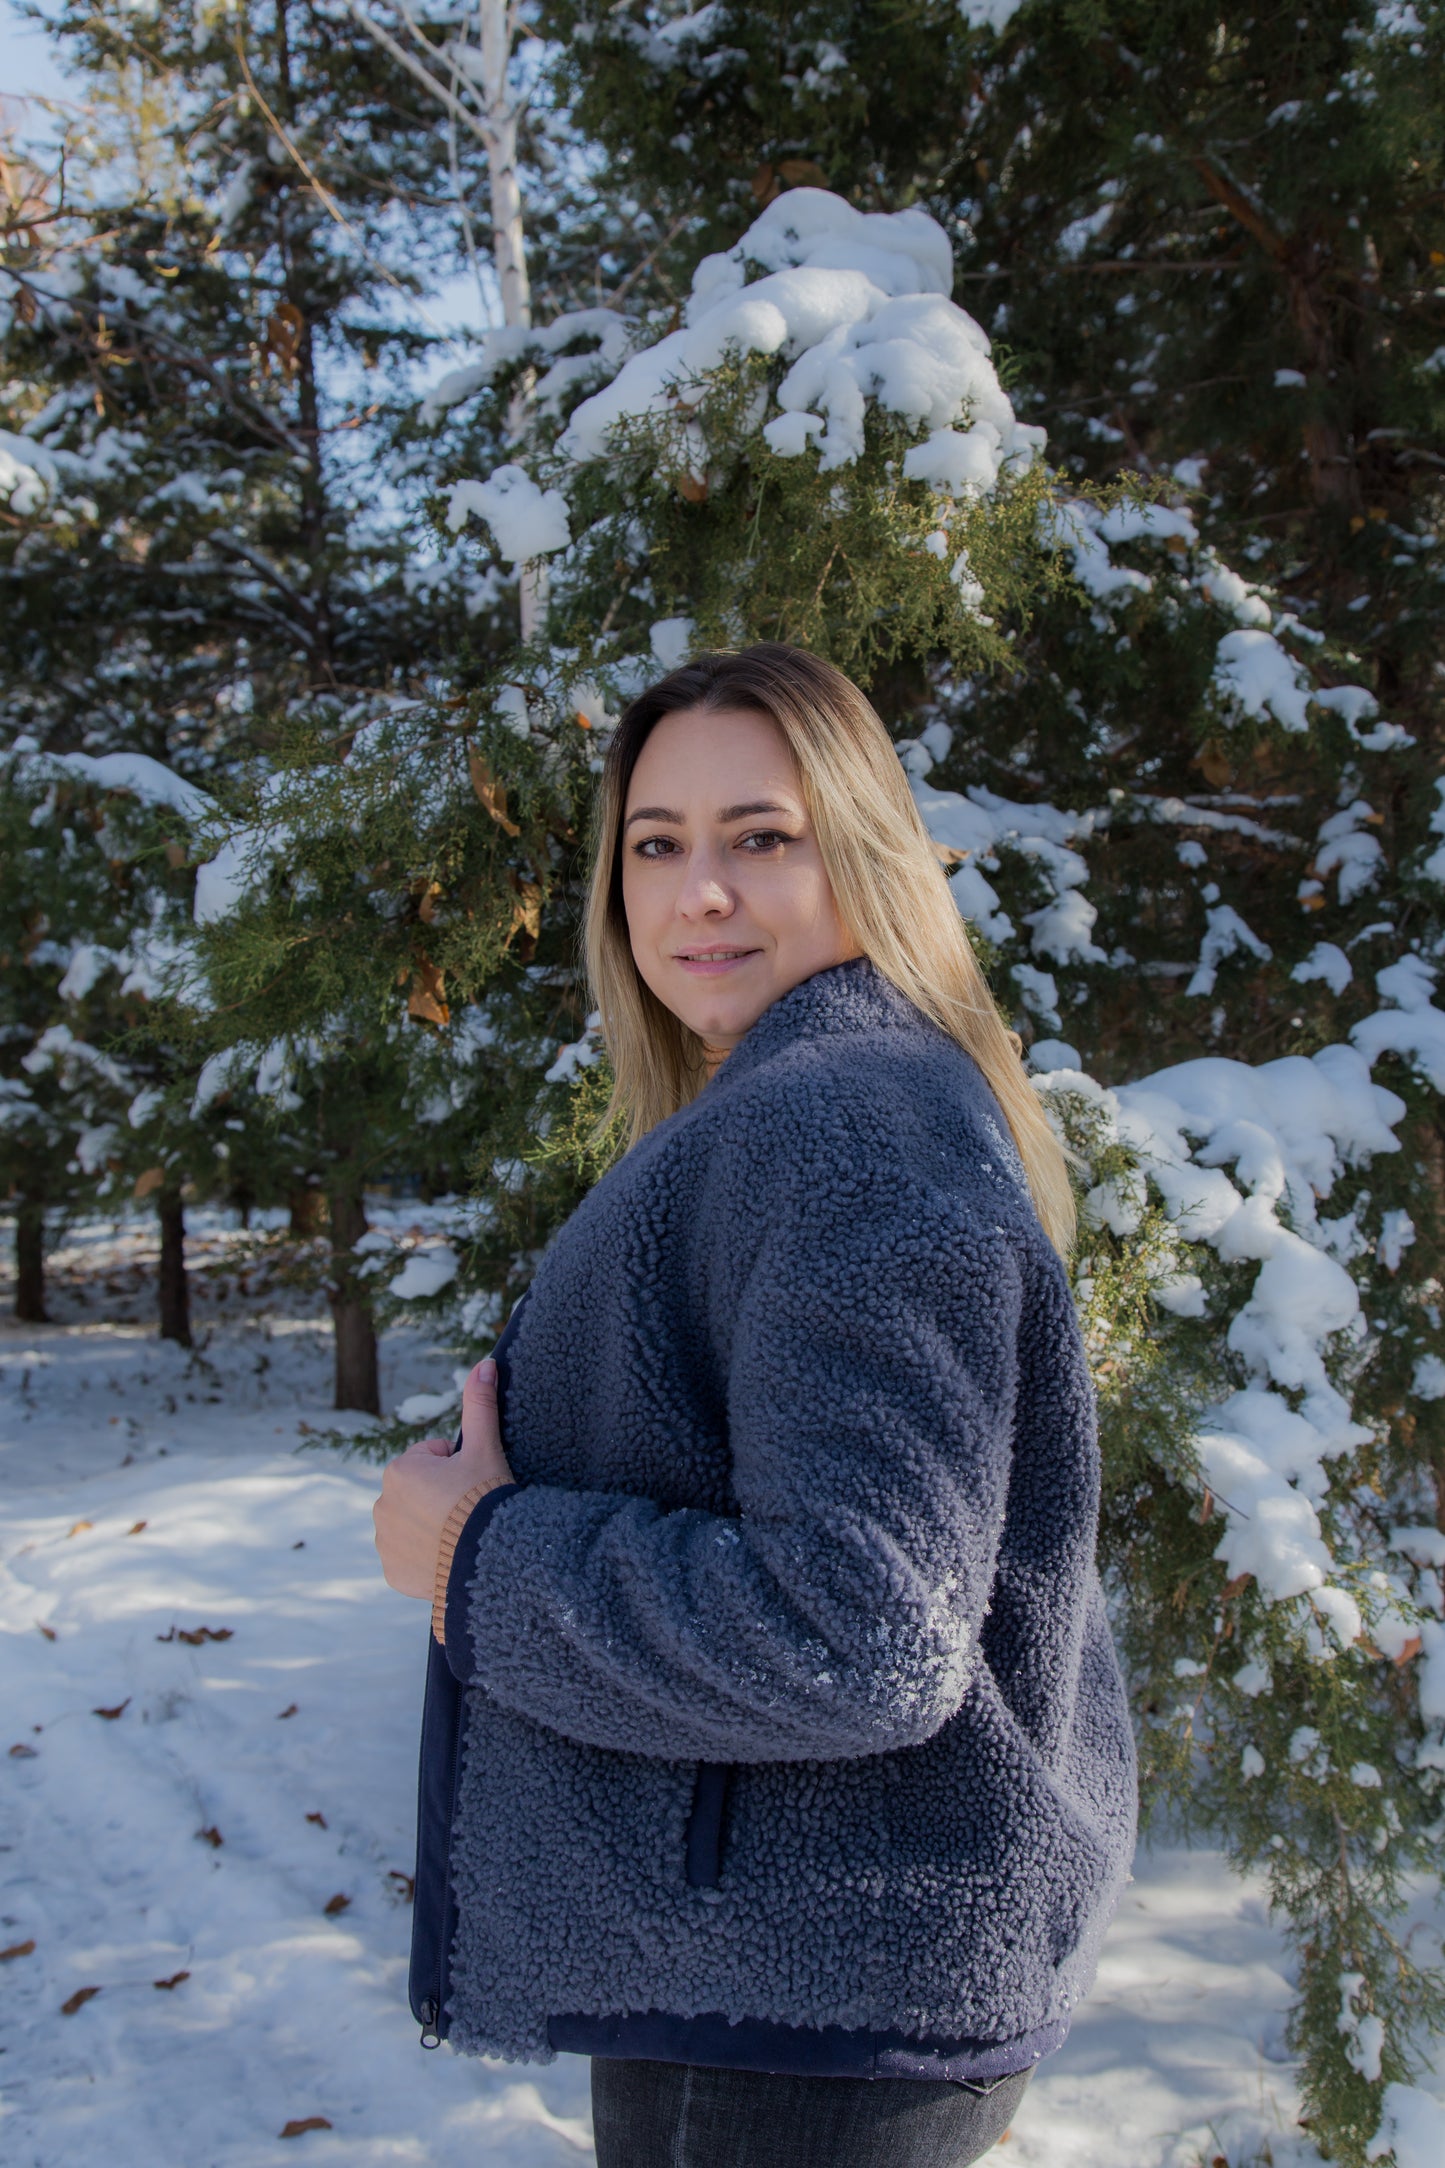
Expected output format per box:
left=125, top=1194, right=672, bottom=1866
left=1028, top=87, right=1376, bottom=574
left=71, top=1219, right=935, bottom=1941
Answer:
left=372, top=1358, right=514, bottom=1599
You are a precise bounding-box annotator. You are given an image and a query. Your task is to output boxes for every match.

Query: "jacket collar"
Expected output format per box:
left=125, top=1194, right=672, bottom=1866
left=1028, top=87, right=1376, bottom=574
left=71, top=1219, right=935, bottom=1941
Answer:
left=706, top=955, right=927, bottom=1090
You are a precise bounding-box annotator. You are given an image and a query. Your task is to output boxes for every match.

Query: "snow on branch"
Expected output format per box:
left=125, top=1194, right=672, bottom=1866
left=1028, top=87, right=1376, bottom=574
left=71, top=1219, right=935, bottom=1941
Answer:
left=557, top=188, right=1042, bottom=485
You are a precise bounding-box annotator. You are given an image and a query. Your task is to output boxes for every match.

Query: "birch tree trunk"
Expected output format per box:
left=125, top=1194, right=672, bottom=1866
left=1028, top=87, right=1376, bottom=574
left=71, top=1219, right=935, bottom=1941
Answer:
left=474, top=0, right=543, bottom=640
left=346, top=0, right=542, bottom=636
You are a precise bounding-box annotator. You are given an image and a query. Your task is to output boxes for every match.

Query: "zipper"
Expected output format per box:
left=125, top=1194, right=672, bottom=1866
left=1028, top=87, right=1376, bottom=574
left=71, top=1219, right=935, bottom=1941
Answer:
left=410, top=1286, right=533, bottom=2050
left=684, top=1761, right=734, bottom=1889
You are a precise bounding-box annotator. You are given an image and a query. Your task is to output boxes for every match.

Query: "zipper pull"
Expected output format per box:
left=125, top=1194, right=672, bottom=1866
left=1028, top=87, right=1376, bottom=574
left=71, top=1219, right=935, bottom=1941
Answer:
left=419, top=1997, right=441, bottom=2049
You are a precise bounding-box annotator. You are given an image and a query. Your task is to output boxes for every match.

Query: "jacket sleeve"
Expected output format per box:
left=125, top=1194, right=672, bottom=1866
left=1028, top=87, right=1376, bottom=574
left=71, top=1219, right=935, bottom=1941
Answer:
left=451, top=1092, right=1029, bottom=1764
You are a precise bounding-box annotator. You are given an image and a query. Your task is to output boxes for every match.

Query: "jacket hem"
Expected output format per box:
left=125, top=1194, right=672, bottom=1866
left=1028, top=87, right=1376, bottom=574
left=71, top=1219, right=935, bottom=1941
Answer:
left=542, top=2008, right=1070, bottom=2082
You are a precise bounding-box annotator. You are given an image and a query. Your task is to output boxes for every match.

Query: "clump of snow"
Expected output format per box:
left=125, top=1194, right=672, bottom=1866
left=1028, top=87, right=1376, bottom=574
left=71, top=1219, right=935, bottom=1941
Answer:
left=558, top=188, right=1043, bottom=486
left=1421, top=778, right=1445, bottom=883
left=1352, top=955, right=1445, bottom=1093
left=545, top=1011, right=605, bottom=1087
left=446, top=466, right=572, bottom=564
left=1032, top=1039, right=1409, bottom=1640
left=1187, top=905, right=1272, bottom=998
left=959, top=0, right=1024, bottom=29
left=12, top=744, right=210, bottom=824
left=1027, top=1039, right=1083, bottom=1074
left=0, top=427, right=58, bottom=514
left=1412, top=1355, right=1445, bottom=1402
left=395, top=1384, right=463, bottom=1426
left=420, top=308, right=630, bottom=426
left=1368, top=2085, right=1445, bottom=2168
left=1292, top=942, right=1352, bottom=997
left=649, top=617, right=696, bottom=672
left=1315, top=801, right=1384, bottom=904
left=57, top=943, right=120, bottom=1003
left=386, top=1247, right=459, bottom=1302
left=1339, top=1975, right=1387, bottom=2086
left=1213, top=628, right=1314, bottom=733
left=910, top=774, right=1108, bottom=962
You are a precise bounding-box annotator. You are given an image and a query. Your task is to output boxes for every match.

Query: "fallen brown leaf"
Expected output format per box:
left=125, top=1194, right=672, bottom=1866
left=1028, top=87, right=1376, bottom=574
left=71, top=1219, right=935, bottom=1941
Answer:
left=277, top=1703, right=299, bottom=1720
left=60, top=1986, right=102, bottom=2015
left=388, top=1870, right=415, bottom=1903
left=67, top=1520, right=93, bottom=1539
left=406, top=955, right=449, bottom=1028
left=126, top=1521, right=147, bottom=1536
left=322, top=1893, right=350, bottom=1916
left=306, top=1811, right=327, bottom=1829
left=467, top=751, right=521, bottom=836
left=92, top=1699, right=130, bottom=1721
left=0, top=1939, right=36, bottom=1962
left=196, top=1826, right=223, bottom=1848
left=9, top=1743, right=37, bottom=1759
left=279, top=2118, right=333, bottom=2139
left=36, top=1622, right=56, bottom=1642
left=153, top=1971, right=190, bottom=1990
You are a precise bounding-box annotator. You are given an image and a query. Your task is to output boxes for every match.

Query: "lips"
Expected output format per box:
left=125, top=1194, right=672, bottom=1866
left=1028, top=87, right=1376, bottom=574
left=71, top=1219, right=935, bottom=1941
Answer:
left=674, top=948, right=757, bottom=961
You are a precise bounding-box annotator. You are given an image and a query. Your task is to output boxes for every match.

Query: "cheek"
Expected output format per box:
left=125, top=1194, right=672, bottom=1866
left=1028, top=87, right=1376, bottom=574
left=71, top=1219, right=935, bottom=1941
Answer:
left=749, top=853, right=831, bottom=921
left=620, top=859, right=664, bottom=942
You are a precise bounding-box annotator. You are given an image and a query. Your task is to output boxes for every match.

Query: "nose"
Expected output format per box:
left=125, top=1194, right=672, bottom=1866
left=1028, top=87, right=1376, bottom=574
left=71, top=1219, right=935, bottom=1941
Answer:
left=675, top=838, right=736, bottom=919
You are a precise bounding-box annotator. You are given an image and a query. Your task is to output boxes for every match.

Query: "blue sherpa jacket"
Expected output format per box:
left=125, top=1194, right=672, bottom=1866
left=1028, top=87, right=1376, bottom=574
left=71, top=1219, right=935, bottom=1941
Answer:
left=409, top=954, right=1137, bottom=2074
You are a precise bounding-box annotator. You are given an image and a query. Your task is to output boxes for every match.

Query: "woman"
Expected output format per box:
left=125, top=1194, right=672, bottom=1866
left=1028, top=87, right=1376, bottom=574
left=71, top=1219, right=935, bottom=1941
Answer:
left=373, top=643, right=1138, bottom=2168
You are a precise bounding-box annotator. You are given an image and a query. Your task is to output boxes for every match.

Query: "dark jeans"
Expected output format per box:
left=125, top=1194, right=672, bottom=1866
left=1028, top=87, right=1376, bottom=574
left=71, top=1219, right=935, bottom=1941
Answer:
left=590, top=2057, right=1031, bottom=2168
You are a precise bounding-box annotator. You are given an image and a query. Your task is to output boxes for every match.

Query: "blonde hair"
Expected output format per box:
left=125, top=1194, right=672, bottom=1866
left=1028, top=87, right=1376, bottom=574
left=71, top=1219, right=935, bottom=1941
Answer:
left=579, top=642, right=1076, bottom=1258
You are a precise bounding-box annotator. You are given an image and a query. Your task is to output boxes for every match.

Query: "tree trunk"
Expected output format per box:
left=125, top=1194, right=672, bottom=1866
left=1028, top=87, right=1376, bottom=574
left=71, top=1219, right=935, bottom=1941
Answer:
left=327, top=1187, right=379, bottom=1413
left=157, top=1189, right=192, bottom=1347
left=14, top=1195, right=48, bottom=1324
left=289, top=1186, right=327, bottom=1237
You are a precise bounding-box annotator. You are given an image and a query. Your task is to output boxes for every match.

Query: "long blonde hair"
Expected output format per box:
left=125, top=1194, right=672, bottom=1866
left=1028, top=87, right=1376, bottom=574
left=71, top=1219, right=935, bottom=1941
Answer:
left=579, top=643, right=1076, bottom=1258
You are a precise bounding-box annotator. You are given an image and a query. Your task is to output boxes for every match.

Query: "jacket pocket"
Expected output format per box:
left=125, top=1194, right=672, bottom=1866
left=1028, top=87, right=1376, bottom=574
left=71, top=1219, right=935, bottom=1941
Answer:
left=683, top=1761, right=734, bottom=1890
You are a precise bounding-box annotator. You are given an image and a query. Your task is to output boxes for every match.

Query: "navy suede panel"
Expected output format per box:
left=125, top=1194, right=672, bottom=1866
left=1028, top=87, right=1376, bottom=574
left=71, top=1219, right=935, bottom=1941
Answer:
left=428, top=955, right=1136, bottom=2066
left=545, top=2009, right=1069, bottom=2083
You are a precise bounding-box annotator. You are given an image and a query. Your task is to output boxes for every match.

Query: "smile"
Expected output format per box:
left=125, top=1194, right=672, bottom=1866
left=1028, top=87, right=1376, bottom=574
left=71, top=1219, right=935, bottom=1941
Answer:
left=674, top=950, right=760, bottom=970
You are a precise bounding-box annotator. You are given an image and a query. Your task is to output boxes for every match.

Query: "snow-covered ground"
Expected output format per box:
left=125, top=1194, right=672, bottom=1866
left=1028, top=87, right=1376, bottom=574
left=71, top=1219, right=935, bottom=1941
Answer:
left=0, top=1215, right=1436, bottom=2167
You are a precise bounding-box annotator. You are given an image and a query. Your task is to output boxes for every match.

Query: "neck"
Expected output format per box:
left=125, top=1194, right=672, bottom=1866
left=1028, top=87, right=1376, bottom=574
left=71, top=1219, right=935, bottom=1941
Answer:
left=700, top=1037, right=731, bottom=1077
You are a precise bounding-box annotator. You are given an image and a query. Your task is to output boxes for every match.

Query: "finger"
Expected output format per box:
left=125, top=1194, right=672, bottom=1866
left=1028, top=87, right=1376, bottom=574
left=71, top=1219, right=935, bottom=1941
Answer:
left=457, top=1357, right=499, bottom=1461
left=413, top=1435, right=455, bottom=1458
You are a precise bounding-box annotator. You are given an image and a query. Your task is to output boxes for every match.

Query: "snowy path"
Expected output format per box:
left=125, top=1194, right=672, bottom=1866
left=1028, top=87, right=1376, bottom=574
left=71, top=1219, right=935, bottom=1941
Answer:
left=0, top=1218, right=1408, bottom=2166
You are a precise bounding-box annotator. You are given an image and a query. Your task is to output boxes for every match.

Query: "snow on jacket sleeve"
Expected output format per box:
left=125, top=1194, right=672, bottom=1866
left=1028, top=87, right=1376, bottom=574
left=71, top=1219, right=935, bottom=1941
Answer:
left=453, top=1089, right=1027, bottom=1765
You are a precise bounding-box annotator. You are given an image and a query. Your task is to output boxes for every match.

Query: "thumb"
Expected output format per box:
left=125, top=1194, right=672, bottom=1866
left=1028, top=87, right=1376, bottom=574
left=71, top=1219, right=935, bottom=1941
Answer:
left=457, top=1355, right=499, bottom=1463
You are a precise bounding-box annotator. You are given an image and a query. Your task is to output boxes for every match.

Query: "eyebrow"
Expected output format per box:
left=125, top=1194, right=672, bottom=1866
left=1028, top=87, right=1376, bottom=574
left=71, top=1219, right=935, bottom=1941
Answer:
left=623, top=799, right=797, bottom=830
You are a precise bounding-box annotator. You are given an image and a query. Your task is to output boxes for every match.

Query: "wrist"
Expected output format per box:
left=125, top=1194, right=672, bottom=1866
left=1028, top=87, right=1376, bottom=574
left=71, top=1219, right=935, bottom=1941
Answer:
left=431, top=1478, right=508, bottom=1646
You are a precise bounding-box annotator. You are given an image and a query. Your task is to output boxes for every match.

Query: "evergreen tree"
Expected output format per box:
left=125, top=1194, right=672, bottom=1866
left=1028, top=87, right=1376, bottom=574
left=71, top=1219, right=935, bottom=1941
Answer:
left=0, top=0, right=516, bottom=1386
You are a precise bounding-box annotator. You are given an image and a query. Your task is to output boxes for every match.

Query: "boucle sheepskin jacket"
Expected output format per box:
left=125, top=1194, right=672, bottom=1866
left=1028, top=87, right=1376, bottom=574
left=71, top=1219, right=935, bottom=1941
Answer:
left=411, top=953, right=1137, bottom=2067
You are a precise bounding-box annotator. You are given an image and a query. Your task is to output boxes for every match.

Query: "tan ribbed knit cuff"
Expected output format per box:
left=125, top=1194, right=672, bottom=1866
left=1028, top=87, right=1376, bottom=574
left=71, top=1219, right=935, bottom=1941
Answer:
left=431, top=1480, right=506, bottom=1647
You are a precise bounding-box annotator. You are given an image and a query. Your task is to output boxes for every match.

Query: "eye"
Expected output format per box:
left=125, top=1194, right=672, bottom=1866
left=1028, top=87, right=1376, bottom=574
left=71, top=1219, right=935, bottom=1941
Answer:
left=739, top=830, right=792, bottom=853
left=630, top=835, right=679, bottom=859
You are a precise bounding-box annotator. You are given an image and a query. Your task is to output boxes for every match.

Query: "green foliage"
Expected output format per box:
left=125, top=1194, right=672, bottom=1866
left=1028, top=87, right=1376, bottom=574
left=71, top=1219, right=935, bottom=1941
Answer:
left=551, top=356, right=1062, bottom=682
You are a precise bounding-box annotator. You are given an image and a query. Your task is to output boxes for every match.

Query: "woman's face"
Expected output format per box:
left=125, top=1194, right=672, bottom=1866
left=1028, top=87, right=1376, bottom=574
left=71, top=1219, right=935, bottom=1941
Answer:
left=620, top=703, right=862, bottom=1053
